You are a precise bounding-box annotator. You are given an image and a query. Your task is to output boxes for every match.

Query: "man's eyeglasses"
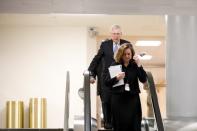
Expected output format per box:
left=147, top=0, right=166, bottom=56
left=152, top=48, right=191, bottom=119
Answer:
left=111, top=33, right=121, bottom=35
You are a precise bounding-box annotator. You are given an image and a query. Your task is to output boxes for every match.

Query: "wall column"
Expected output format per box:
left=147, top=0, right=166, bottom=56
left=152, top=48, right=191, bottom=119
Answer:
left=166, top=15, right=197, bottom=119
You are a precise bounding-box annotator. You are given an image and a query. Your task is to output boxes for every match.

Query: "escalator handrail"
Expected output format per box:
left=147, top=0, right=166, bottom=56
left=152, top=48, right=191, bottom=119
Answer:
left=146, top=71, right=164, bottom=131
left=83, top=70, right=91, bottom=131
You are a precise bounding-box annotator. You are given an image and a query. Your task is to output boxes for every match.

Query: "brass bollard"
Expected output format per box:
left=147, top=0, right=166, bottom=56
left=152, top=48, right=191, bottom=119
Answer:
left=29, top=98, right=47, bottom=128
left=6, top=101, right=24, bottom=128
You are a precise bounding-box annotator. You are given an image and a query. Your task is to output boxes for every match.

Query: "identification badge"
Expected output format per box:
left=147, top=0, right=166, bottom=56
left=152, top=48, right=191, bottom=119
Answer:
left=125, top=83, right=130, bottom=91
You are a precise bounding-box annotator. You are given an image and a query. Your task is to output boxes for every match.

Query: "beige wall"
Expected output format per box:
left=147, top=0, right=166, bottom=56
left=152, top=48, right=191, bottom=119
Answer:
left=0, top=25, right=97, bottom=128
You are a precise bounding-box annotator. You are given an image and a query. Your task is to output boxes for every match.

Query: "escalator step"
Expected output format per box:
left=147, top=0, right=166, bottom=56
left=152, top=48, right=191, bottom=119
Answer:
left=68, top=128, right=113, bottom=131
left=98, top=129, right=113, bottom=131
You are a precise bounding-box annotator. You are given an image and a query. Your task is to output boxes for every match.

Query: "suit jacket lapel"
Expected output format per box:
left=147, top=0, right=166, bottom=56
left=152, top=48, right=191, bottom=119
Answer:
left=109, top=39, right=125, bottom=56
left=109, top=39, right=114, bottom=55
left=110, top=39, right=124, bottom=55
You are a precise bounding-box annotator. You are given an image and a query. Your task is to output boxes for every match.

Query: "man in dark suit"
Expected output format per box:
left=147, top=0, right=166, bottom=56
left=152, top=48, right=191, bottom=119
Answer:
left=88, top=25, right=130, bottom=129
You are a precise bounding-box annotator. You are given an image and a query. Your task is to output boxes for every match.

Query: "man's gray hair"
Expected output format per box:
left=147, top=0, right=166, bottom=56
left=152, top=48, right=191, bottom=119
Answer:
left=110, top=24, right=121, bottom=31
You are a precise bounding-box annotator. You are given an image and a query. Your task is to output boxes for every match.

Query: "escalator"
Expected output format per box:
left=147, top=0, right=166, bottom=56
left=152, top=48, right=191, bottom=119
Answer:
left=64, top=71, right=164, bottom=131
left=146, top=71, right=164, bottom=131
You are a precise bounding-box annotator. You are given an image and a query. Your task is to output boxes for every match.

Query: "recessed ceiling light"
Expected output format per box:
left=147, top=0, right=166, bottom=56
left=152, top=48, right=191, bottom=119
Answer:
left=135, top=40, right=161, bottom=46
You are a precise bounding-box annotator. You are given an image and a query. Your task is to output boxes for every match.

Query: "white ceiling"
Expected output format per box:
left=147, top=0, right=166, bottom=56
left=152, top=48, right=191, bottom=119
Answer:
left=0, top=0, right=197, bottom=15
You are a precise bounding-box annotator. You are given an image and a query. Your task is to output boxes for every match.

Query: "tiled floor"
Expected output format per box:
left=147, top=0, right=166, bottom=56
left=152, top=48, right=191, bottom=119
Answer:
left=164, top=119, right=197, bottom=131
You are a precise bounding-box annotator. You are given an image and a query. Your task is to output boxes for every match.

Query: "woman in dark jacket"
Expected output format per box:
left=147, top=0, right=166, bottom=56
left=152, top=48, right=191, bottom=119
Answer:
left=105, top=43, right=147, bottom=131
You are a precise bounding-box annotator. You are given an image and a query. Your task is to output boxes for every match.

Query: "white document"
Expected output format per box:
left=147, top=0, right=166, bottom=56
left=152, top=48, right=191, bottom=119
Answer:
left=108, top=65, right=124, bottom=87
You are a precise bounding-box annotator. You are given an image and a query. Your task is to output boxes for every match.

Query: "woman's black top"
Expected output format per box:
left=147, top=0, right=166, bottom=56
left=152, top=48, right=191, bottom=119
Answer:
left=105, top=60, right=147, bottom=94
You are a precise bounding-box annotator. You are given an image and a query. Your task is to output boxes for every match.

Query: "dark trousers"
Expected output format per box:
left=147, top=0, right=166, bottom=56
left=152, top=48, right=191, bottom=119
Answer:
left=102, top=100, right=112, bottom=125
left=100, top=89, right=112, bottom=126
left=111, top=92, right=142, bottom=131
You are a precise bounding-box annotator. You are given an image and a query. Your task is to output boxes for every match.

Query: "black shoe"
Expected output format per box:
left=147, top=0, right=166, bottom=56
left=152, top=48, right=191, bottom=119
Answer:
left=104, top=123, right=112, bottom=129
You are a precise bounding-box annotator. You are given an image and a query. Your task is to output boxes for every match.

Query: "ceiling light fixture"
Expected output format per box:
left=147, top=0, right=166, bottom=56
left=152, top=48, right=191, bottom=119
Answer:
left=135, top=40, right=161, bottom=46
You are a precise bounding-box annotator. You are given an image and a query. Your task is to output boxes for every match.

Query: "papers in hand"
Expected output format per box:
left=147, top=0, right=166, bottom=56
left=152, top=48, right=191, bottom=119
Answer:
left=108, top=65, right=124, bottom=87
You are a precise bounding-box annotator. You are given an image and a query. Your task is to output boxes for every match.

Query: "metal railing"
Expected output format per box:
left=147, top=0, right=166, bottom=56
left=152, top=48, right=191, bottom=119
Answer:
left=142, top=117, right=150, bottom=131
left=64, top=71, right=70, bottom=131
left=83, top=71, right=91, bottom=131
